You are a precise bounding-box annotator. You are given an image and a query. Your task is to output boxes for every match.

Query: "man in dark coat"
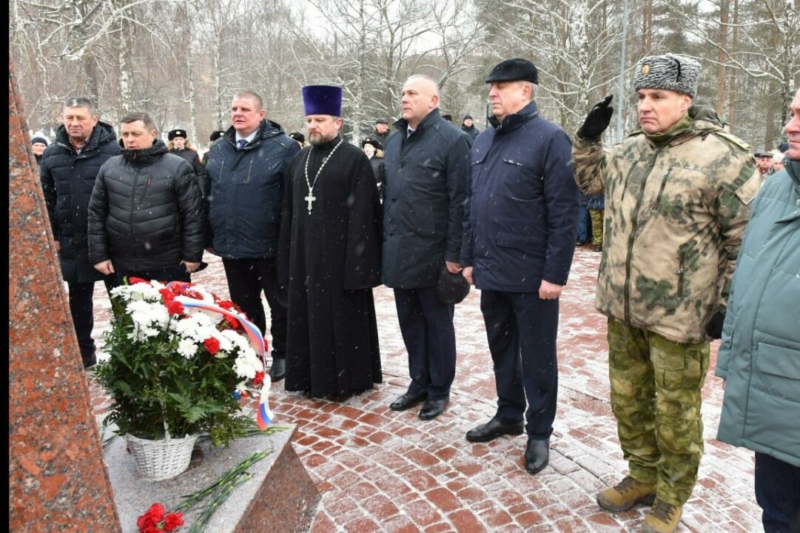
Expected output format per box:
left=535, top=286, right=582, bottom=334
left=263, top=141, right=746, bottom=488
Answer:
left=40, top=96, right=121, bottom=369
left=278, top=85, right=383, bottom=401
left=382, top=74, right=471, bottom=421
left=205, top=91, right=300, bottom=382
left=201, top=130, right=225, bottom=166
left=168, top=128, right=207, bottom=198
left=461, top=59, right=580, bottom=476
left=460, top=115, right=480, bottom=139
left=88, top=112, right=204, bottom=285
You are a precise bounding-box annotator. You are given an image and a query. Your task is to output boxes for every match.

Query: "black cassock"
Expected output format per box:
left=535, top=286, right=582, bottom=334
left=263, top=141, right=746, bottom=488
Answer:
left=278, top=136, right=383, bottom=399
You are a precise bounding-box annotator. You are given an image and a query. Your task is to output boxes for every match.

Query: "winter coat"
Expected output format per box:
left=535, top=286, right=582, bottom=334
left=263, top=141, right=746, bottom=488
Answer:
left=170, top=147, right=207, bottom=198
left=715, top=160, right=800, bottom=467
left=461, top=102, right=580, bottom=292
left=382, top=109, right=471, bottom=288
left=369, top=153, right=385, bottom=202
left=204, top=120, right=300, bottom=259
left=87, top=139, right=204, bottom=272
left=461, top=124, right=480, bottom=140
left=40, top=122, right=121, bottom=284
left=572, top=106, right=761, bottom=344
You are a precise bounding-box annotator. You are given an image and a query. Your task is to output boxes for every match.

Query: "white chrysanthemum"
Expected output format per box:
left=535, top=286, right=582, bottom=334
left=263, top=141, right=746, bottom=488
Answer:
left=233, top=347, right=264, bottom=379
left=174, top=313, right=218, bottom=342
left=177, top=338, right=198, bottom=359
left=125, top=300, right=169, bottom=341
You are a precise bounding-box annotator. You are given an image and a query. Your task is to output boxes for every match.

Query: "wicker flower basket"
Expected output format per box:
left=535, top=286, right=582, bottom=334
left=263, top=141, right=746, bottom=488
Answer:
left=125, top=433, right=200, bottom=481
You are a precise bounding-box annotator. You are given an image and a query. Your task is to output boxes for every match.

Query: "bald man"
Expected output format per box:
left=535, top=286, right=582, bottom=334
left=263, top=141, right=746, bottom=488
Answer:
left=382, top=75, right=471, bottom=421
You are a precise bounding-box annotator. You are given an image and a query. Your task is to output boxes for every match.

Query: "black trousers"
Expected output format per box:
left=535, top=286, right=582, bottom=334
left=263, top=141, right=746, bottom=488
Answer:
left=480, top=290, right=559, bottom=440
left=222, top=257, right=287, bottom=359
left=394, top=286, right=456, bottom=401
left=755, top=452, right=800, bottom=533
left=68, top=276, right=117, bottom=368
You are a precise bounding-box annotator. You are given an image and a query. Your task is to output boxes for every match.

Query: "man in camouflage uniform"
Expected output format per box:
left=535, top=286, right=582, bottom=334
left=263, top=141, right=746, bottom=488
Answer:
left=572, top=54, right=760, bottom=533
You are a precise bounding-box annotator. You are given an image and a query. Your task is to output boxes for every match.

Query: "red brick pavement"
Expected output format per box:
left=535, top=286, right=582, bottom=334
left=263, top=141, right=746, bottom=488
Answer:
left=87, top=247, right=760, bottom=532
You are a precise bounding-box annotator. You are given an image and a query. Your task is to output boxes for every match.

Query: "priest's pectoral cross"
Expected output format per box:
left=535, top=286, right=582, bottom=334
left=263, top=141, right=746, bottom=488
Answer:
left=304, top=193, right=317, bottom=214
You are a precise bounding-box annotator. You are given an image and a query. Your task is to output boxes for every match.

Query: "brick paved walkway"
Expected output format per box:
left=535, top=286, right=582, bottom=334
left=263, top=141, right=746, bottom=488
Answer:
left=88, top=248, right=760, bottom=532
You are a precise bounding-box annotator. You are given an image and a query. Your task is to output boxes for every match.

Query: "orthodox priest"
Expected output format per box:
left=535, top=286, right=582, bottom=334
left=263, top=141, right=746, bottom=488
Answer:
left=279, top=85, right=383, bottom=401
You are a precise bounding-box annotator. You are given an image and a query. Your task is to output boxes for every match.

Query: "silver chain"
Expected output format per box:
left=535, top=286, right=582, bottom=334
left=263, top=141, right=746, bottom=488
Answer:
left=304, top=137, right=344, bottom=214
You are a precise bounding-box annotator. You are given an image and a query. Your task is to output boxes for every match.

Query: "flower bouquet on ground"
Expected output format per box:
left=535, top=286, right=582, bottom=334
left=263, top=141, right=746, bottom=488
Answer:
left=96, top=278, right=268, bottom=460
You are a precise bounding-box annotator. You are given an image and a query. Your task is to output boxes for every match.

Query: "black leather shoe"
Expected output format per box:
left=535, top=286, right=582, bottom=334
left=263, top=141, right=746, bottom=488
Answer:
left=389, top=391, right=428, bottom=411
left=466, top=417, right=525, bottom=443
left=419, top=397, right=449, bottom=420
left=525, top=438, right=550, bottom=475
left=269, top=357, right=286, bottom=382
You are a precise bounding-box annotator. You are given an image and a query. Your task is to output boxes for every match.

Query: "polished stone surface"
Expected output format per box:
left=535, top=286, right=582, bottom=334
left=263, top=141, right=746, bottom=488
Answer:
left=8, top=59, right=121, bottom=532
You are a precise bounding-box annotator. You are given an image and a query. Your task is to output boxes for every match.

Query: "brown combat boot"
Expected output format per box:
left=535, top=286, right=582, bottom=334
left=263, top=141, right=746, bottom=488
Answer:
left=596, top=476, right=657, bottom=512
left=641, top=499, right=682, bottom=533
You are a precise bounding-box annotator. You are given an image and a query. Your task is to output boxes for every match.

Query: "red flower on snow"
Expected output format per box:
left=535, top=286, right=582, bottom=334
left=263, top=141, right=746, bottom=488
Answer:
left=204, top=337, right=221, bottom=355
left=137, top=503, right=184, bottom=532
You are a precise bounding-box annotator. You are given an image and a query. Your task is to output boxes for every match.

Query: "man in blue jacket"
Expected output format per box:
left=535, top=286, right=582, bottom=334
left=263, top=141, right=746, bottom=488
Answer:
left=716, top=88, right=800, bottom=533
left=461, top=59, right=580, bottom=475
left=382, top=75, right=471, bottom=421
left=205, top=91, right=300, bottom=382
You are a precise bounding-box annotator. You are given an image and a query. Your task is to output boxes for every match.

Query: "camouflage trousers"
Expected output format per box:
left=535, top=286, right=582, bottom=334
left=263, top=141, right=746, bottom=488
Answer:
left=589, top=209, right=603, bottom=247
left=607, top=317, right=710, bottom=506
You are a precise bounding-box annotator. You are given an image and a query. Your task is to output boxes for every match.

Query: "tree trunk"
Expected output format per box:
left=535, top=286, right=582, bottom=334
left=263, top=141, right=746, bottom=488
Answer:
left=715, top=0, right=729, bottom=116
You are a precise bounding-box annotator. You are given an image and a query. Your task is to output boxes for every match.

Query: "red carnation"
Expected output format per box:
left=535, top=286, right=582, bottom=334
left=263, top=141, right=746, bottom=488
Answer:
left=217, top=300, right=234, bottom=310
left=128, top=277, right=148, bottom=285
left=159, top=288, right=176, bottom=302
left=253, top=371, right=265, bottom=386
left=164, top=512, right=185, bottom=531
left=204, top=337, right=221, bottom=355
left=166, top=300, right=185, bottom=316
left=224, top=315, right=241, bottom=330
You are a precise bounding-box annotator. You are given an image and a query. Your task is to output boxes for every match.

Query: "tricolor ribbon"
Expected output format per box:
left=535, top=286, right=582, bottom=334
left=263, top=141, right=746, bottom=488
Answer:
left=169, top=286, right=274, bottom=429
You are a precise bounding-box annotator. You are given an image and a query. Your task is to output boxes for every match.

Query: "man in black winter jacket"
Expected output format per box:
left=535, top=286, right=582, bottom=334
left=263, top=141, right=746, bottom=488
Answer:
left=40, top=96, right=121, bottom=369
left=204, top=91, right=300, bottom=382
left=88, top=112, right=204, bottom=285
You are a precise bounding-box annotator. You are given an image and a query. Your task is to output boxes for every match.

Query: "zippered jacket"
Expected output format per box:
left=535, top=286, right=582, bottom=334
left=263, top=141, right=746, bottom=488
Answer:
left=88, top=139, right=204, bottom=272
left=572, top=107, right=761, bottom=343
left=40, top=122, right=121, bottom=283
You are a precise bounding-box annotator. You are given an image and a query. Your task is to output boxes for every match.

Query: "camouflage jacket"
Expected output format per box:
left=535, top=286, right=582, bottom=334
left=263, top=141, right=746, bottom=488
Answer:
left=572, top=110, right=761, bottom=344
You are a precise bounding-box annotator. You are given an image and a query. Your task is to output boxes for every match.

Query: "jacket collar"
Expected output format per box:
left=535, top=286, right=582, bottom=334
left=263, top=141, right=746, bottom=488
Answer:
left=786, top=159, right=800, bottom=189
left=393, top=108, right=442, bottom=139
left=489, top=101, right=539, bottom=134
left=54, top=121, right=117, bottom=154
left=122, top=138, right=168, bottom=166
left=223, top=119, right=286, bottom=148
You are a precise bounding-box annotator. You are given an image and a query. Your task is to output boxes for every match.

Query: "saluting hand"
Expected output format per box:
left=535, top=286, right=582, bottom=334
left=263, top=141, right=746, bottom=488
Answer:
left=539, top=280, right=563, bottom=300
left=578, top=95, right=614, bottom=140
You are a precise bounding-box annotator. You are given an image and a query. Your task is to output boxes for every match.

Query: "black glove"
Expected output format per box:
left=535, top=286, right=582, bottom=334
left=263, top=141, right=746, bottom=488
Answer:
left=578, top=95, right=614, bottom=140
left=705, top=310, right=726, bottom=340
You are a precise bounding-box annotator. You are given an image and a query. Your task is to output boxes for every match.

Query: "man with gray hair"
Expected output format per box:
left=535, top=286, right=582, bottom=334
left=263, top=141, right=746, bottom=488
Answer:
left=461, top=58, right=580, bottom=476
left=382, top=74, right=471, bottom=421
left=573, top=54, right=760, bottom=532
left=40, top=96, right=121, bottom=369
